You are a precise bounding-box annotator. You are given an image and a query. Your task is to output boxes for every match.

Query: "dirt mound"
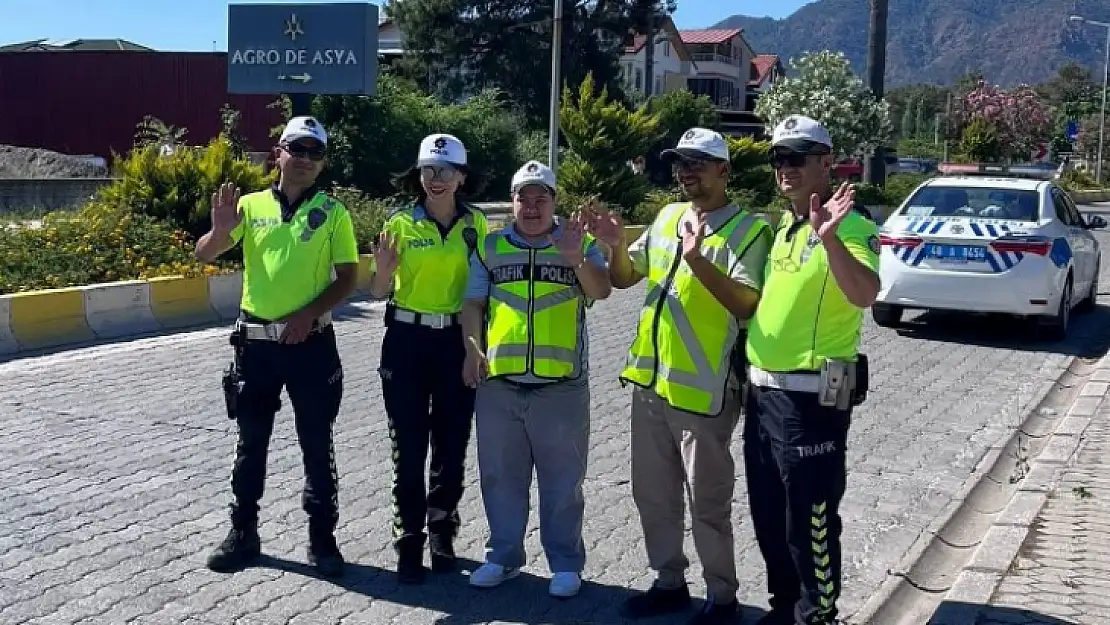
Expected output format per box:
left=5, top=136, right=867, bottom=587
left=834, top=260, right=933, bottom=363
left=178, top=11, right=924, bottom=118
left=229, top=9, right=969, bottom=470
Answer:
left=0, top=145, right=109, bottom=178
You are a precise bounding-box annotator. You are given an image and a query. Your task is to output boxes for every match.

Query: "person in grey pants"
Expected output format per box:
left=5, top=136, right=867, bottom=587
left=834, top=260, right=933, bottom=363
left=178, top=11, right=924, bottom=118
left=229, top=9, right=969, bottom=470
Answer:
left=460, top=160, right=613, bottom=598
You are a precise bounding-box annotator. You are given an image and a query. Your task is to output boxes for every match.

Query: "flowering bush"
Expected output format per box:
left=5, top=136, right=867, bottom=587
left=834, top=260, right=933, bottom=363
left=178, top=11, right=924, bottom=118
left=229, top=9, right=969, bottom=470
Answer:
left=958, top=80, right=1052, bottom=160
left=0, top=202, right=233, bottom=295
left=754, top=50, right=893, bottom=158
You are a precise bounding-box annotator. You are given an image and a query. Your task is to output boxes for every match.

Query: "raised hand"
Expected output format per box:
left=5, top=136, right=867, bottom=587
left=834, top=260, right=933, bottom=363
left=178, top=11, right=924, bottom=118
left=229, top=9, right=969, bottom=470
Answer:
left=550, top=211, right=586, bottom=265
left=210, top=182, right=242, bottom=233
left=373, top=230, right=401, bottom=276
left=584, top=198, right=625, bottom=248
left=680, top=214, right=707, bottom=261
left=811, top=182, right=856, bottom=240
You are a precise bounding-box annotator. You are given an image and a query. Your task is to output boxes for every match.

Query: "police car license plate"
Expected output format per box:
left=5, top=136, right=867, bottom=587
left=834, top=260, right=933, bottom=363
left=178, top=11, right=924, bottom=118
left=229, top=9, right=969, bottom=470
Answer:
left=926, top=244, right=986, bottom=263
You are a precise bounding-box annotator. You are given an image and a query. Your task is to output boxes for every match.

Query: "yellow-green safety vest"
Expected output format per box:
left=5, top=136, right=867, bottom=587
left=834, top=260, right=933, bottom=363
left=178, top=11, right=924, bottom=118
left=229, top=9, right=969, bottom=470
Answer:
left=620, top=203, right=770, bottom=415
left=478, top=232, right=593, bottom=381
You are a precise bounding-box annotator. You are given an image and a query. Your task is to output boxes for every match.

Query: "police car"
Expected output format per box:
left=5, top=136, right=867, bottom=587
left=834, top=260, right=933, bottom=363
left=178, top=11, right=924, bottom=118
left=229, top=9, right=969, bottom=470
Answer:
left=872, top=163, right=1107, bottom=339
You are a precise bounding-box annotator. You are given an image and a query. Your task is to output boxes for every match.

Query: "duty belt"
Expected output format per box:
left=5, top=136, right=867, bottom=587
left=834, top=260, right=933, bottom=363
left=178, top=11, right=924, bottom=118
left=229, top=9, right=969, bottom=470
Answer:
left=235, top=311, right=333, bottom=341
left=747, top=365, right=821, bottom=393
left=389, top=307, right=459, bottom=329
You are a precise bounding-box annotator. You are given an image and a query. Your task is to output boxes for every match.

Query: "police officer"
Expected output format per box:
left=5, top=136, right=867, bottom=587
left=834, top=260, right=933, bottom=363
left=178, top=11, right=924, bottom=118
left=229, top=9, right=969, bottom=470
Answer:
left=592, top=128, right=772, bottom=625
left=196, top=115, right=358, bottom=578
left=369, top=133, right=489, bottom=584
left=460, top=160, right=611, bottom=598
left=743, top=115, right=881, bottom=625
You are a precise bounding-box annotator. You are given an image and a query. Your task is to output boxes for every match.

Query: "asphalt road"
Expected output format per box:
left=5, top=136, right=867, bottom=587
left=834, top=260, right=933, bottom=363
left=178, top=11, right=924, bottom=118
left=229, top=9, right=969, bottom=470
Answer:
left=3, top=204, right=1110, bottom=625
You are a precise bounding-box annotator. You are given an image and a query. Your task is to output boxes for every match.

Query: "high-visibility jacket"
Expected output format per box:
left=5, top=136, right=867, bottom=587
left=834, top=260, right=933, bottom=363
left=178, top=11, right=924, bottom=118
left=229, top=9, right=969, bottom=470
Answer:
left=620, top=202, right=770, bottom=415
left=478, top=230, right=593, bottom=380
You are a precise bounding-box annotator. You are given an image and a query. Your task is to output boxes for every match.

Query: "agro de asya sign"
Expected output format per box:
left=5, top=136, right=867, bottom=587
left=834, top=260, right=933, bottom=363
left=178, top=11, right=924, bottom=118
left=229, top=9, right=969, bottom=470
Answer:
left=227, top=2, right=379, bottom=96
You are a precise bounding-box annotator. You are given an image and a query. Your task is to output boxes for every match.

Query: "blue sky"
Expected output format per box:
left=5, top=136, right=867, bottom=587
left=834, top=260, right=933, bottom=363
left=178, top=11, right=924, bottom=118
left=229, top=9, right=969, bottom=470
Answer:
left=0, top=0, right=813, bottom=51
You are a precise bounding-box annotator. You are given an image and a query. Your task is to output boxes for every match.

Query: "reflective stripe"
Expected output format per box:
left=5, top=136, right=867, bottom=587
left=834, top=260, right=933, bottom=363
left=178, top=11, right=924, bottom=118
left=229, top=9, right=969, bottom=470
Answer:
left=488, top=285, right=578, bottom=313
left=748, top=366, right=821, bottom=393
left=487, top=343, right=582, bottom=377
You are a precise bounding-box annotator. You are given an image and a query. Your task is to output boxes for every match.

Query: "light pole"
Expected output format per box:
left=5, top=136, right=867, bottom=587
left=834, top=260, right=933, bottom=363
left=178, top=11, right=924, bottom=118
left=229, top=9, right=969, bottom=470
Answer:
left=548, top=0, right=564, bottom=176
left=1070, top=14, right=1110, bottom=183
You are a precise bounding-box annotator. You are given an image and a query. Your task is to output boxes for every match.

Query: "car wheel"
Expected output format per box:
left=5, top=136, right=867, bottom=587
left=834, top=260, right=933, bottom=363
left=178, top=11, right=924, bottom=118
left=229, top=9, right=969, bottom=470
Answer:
left=1079, top=259, right=1099, bottom=312
left=872, top=303, right=903, bottom=327
left=1046, top=277, right=1072, bottom=341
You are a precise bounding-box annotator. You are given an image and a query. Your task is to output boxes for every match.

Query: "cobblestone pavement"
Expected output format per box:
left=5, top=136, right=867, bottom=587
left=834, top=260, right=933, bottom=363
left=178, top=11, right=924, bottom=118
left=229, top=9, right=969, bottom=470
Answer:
left=4, top=209, right=1110, bottom=625
left=976, top=375, right=1110, bottom=625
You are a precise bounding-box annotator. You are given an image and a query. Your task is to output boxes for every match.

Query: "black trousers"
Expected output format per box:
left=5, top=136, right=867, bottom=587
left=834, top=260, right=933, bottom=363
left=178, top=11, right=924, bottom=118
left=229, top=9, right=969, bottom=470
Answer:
left=378, top=320, right=476, bottom=549
left=743, top=385, right=852, bottom=625
left=229, top=325, right=344, bottom=534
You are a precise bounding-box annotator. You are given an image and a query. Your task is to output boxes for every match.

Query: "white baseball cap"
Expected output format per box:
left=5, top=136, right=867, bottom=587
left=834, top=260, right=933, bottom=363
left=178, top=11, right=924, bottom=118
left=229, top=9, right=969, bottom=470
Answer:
left=771, top=115, right=833, bottom=153
left=511, top=160, right=556, bottom=194
left=417, top=133, right=467, bottom=167
left=279, top=116, right=328, bottom=146
left=661, top=127, right=730, bottom=162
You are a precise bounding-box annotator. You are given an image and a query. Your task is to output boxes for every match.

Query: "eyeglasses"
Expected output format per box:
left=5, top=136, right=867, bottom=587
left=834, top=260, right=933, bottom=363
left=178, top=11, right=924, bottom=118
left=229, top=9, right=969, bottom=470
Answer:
left=420, top=165, right=459, bottom=182
left=283, top=142, right=326, bottom=161
left=769, top=151, right=828, bottom=169
left=671, top=158, right=711, bottom=173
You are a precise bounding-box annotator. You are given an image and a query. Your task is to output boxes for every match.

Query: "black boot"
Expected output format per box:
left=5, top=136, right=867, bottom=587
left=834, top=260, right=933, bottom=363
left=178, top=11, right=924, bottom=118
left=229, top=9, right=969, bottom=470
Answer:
left=206, top=526, right=261, bottom=573
left=396, top=538, right=427, bottom=584
left=428, top=532, right=457, bottom=573
left=308, top=527, right=345, bottom=579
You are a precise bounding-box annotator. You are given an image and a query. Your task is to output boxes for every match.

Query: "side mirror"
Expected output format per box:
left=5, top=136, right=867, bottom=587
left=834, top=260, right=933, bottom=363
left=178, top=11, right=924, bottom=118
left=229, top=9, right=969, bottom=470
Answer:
left=1086, top=215, right=1107, bottom=229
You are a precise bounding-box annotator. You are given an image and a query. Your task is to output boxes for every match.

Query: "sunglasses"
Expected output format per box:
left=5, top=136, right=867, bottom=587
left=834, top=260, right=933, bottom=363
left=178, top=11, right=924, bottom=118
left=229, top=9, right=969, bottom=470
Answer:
left=770, top=151, right=828, bottom=169
left=283, top=142, right=327, bottom=161
left=420, top=165, right=460, bottom=182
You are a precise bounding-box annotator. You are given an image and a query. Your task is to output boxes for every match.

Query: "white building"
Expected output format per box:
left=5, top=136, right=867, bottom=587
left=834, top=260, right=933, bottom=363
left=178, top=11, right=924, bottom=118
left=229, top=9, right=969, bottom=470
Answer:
left=617, top=17, right=696, bottom=96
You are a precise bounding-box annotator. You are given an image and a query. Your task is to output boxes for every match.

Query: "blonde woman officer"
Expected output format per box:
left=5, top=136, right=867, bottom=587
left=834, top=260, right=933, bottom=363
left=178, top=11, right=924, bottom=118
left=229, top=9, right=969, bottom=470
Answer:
left=369, top=133, right=488, bottom=584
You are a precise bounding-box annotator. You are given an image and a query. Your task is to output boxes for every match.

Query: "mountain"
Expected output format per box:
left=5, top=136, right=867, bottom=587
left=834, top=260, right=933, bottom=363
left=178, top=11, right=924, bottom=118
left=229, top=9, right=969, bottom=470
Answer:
left=713, top=0, right=1110, bottom=88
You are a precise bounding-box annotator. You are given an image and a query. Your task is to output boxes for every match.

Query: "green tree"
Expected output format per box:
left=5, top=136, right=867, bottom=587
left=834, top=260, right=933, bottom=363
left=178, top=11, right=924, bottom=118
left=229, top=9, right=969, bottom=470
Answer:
left=958, top=117, right=1002, bottom=162
left=755, top=50, right=893, bottom=157
left=558, top=73, right=663, bottom=215
left=387, top=0, right=641, bottom=125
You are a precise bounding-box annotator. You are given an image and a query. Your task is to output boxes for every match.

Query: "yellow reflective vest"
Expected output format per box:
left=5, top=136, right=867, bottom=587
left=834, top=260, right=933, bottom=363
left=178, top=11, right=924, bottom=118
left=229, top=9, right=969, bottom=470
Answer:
left=477, top=230, right=593, bottom=380
left=620, top=203, right=770, bottom=415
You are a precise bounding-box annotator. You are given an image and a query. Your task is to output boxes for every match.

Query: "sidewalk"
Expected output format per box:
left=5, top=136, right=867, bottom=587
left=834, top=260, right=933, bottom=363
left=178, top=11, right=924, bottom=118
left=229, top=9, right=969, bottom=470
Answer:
left=978, top=376, right=1110, bottom=625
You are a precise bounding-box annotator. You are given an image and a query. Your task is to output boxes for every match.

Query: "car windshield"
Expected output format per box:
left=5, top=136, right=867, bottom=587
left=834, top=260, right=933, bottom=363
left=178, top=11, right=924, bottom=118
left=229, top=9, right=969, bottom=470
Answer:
left=900, top=186, right=1040, bottom=221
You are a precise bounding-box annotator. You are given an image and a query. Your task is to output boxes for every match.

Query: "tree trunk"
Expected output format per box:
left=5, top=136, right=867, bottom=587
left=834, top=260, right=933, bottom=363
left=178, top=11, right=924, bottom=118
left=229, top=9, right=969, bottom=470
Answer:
left=865, top=0, right=889, bottom=186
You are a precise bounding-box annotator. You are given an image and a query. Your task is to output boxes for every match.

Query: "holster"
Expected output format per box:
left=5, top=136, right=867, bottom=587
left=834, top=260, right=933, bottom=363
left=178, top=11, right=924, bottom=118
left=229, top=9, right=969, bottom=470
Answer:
left=851, top=354, right=869, bottom=406
left=222, top=329, right=245, bottom=420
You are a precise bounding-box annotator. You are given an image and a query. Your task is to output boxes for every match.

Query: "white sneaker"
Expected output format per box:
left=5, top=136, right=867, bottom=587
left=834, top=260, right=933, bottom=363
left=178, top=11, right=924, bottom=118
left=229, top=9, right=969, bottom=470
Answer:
left=469, top=562, right=520, bottom=588
left=549, top=572, right=582, bottom=598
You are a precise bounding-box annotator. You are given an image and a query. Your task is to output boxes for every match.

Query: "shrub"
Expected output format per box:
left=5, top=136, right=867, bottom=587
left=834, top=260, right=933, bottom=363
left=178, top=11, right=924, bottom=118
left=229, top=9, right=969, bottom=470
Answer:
left=99, top=136, right=275, bottom=246
left=727, top=136, right=777, bottom=207
left=312, top=74, right=526, bottom=201
left=558, top=73, right=665, bottom=217
left=631, top=188, right=682, bottom=225
left=1060, top=168, right=1103, bottom=191
left=0, top=203, right=229, bottom=295
left=882, top=173, right=932, bottom=206
left=958, top=118, right=1002, bottom=163
left=331, top=186, right=395, bottom=253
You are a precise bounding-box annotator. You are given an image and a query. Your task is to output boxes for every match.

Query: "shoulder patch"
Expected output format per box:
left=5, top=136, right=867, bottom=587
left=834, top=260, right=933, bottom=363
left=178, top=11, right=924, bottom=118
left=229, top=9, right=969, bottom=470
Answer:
left=867, top=234, right=881, bottom=254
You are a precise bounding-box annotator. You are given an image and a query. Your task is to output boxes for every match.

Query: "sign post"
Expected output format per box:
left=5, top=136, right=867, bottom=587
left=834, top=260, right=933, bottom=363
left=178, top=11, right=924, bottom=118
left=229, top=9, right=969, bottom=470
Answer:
left=227, top=3, right=379, bottom=119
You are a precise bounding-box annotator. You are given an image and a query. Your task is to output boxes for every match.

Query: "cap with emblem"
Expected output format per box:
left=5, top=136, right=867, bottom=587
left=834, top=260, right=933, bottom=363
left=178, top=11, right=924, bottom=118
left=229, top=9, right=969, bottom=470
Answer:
left=660, top=127, right=730, bottom=162
left=417, top=133, right=467, bottom=168
left=510, top=160, right=556, bottom=194
left=280, top=116, right=328, bottom=146
left=771, top=115, right=833, bottom=154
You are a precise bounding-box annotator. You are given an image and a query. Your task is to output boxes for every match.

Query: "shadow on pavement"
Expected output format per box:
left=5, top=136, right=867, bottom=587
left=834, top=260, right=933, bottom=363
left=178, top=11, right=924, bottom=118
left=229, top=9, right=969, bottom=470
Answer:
left=891, top=301, right=1110, bottom=358
left=253, top=555, right=770, bottom=624
left=930, top=600, right=1080, bottom=624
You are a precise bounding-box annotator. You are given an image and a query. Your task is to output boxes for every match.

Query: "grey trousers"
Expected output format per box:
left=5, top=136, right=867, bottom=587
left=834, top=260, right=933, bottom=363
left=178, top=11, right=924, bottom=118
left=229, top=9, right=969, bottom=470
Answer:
left=475, top=376, right=591, bottom=573
left=630, top=385, right=743, bottom=604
